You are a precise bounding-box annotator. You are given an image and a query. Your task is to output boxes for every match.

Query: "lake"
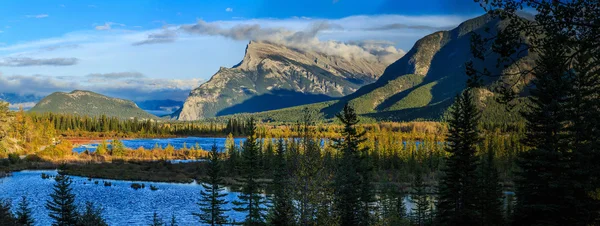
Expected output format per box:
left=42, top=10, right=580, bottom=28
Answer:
left=0, top=170, right=418, bottom=225
left=72, top=137, right=247, bottom=153
left=0, top=170, right=248, bottom=225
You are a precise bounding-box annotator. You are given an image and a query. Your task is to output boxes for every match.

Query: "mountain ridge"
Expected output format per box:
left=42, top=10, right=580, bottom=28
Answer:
left=176, top=40, right=395, bottom=120
left=30, top=90, right=157, bottom=120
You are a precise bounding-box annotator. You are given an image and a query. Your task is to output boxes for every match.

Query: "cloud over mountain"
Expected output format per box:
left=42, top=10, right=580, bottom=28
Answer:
left=180, top=20, right=404, bottom=64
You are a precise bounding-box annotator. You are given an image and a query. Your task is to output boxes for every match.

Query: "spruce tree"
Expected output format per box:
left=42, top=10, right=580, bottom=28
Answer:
left=296, top=109, right=325, bottom=225
left=78, top=202, right=108, bottom=226
left=269, top=139, right=295, bottom=226
left=380, top=184, right=409, bottom=226
left=233, top=118, right=268, bottom=225
left=436, top=89, right=481, bottom=225
left=0, top=199, right=15, bottom=226
left=46, top=175, right=79, bottom=226
left=149, top=212, right=165, bottom=226
left=411, top=170, right=430, bottom=226
left=471, top=1, right=600, bottom=224
left=476, top=145, right=503, bottom=226
left=194, top=143, right=229, bottom=225
left=333, top=104, right=371, bottom=226
left=513, top=44, right=572, bottom=226
left=15, top=196, right=34, bottom=226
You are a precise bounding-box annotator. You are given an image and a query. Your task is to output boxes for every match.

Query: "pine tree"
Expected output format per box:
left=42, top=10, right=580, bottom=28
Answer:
left=472, top=1, right=600, bottom=224
left=194, top=143, right=229, bottom=225
left=411, top=170, right=429, bottom=226
left=436, top=89, right=481, bottom=225
left=46, top=175, right=79, bottom=226
left=233, top=118, right=268, bottom=225
left=296, top=109, right=325, bottom=225
left=513, top=45, right=573, bottom=226
left=380, top=183, right=409, bottom=225
left=169, top=214, right=177, bottom=226
left=333, top=104, right=371, bottom=226
left=78, top=202, right=108, bottom=226
left=15, top=196, right=34, bottom=226
left=269, top=139, right=295, bottom=226
left=0, top=199, right=15, bottom=226
left=476, top=145, right=503, bottom=226
left=149, top=212, right=164, bottom=226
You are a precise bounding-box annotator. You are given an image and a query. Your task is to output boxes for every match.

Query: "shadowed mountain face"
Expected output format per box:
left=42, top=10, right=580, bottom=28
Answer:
left=227, top=13, right=534, bottom=123
left=175, top=41, right=393, bottom=121
left=317, top=13, right=534, bottom=121
left=30, top=90, right=157, bottom=120
left=216, top=89, right=335, bottom=116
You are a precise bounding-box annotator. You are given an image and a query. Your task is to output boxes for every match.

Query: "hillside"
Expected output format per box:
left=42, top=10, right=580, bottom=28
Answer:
left=175, top=41, right=392, bottom=120
left=236, top=13, right=534, bottom=123
left=30, top=90, right=157, bottom=120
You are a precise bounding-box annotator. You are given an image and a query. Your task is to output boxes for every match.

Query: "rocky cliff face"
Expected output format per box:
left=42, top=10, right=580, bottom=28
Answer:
left=176, top=41, right=393, bottom=120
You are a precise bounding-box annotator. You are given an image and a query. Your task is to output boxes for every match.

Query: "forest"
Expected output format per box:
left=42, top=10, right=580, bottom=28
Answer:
left=0, top=0, right=598, bottom=225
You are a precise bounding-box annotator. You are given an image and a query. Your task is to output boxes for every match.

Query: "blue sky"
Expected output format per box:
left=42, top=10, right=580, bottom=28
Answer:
left=0, top=0, right=484, bottom=104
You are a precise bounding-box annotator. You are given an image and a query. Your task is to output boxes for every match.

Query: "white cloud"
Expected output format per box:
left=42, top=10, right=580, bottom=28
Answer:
left=0, top=57, right=78, bottom=67
left=226, top=8, right=233, bottom=12
left=95, top=22, right=125, bottom=30
left=0, top=73, right=202, bottom=101
left=26, top=14, right=49, bottom=19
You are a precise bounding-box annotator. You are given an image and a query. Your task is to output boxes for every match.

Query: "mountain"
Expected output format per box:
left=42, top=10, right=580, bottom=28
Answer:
left=0, top=93, right=44, bottom=110
left=136, top=99, right=184, bottom=116
left=175, top=41, right=391, bottom=120
left=318, top=13, right=533, bottom=122
left=227, top=13, right=533, bottom=123
left=30, top=90, right=157, bottom=119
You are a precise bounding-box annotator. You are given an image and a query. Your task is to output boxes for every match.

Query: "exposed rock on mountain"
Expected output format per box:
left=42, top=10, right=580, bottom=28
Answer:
left=176, top=41, right=394, bottom=120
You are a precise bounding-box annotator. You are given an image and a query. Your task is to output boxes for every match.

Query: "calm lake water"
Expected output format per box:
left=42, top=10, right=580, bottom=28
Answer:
left=72, top=137, right=247, bottom=153
left=0, top=170, right=249, bottom=225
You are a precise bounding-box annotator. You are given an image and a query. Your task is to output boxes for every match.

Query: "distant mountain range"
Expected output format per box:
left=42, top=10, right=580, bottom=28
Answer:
left=135, top=100, right=184, bottom=116
left=17, top=13, right=532, bottom=123
left=174, top=40, right=392, bottom=121
left=30, top=90, right=157, bottom=120
left=0, top=93, right=43, bottom=110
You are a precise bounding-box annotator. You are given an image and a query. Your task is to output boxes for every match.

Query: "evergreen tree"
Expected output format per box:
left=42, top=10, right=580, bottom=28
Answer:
left=233, top=118, right=268, bottom=225
left=194, top=143, right=229, bottom=225
left=296, top=109, right=326, bottom=225
left=411, top=170, right=430, bottom=226
left=0, top=199, right=15, bottom=226
left=476, top=145, right=503, bottom=226
left=268, top=139, right=295, bottom=226
left=169, top=214, right=177, bottom=226
left=15, top=196, right=34, bottom=226
left=333, top=104, right=371, bottom=226
left=149, top=212, right=164, bottom=226
left=472, top=1, right=600, bottom=224
left=436, top=89, right=481, bottom=225
left=46, top=175, right=79, bottom=226
left=513, top=44, right=572, bottom=226
left=380, top=184, right=409, bottom=225
left=78, top=202, right=108, bottom=226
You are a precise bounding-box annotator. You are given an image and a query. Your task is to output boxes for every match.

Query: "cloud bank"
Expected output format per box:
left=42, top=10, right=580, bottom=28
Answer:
left=0, top=57, right=78, bottom=67
left=0, top=73, right=201, bottom=101
left=178, top=20, right=405, bottom=64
